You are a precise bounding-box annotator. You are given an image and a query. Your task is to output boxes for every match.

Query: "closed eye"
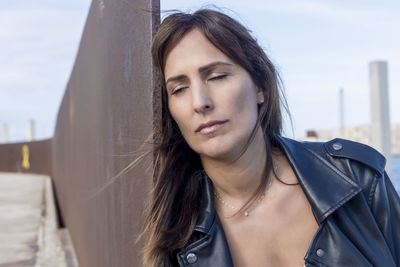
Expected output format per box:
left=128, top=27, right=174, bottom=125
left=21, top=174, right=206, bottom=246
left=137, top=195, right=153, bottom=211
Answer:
left=171, top=86, right=188, bottom=95
left=208, top=74, right=227, bottom=82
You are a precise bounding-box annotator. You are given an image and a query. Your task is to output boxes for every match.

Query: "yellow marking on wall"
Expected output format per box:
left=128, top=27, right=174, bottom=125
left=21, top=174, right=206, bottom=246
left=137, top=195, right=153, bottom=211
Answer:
left=21, top=145, right=30, bottom=170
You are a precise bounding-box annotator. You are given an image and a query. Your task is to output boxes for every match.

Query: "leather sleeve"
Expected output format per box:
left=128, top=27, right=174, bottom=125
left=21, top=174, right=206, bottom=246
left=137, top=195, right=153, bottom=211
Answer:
left=370, top=171, right=400, bottom=265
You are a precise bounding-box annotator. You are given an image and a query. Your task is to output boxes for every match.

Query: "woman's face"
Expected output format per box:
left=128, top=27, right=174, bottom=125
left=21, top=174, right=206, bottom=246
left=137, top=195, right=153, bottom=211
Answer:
left=164, top=29, right=260, bottom=161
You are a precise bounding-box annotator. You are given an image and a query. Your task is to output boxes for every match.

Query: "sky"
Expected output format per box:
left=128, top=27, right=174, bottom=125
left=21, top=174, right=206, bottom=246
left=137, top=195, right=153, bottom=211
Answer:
left=0, top=0, right=399, bottom=142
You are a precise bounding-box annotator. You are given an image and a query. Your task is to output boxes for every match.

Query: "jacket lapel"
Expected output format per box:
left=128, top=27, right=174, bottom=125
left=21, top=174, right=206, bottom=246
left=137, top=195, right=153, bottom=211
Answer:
left=176, top=172, right=234, bottom=266
left=276, top=135, right=362, bottom=224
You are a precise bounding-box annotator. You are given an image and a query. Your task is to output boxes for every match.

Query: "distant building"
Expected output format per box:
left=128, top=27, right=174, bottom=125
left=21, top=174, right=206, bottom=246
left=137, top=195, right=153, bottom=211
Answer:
left=302, top=124, right=400, bottom=156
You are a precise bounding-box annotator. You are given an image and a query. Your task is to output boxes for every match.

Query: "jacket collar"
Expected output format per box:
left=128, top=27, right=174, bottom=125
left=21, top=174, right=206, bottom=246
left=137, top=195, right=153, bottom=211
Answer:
left=192, top=170, right=216, bottom=233
left=193, top=135, right=362, bottom=233
left=275, top=135, right=362, bottom=224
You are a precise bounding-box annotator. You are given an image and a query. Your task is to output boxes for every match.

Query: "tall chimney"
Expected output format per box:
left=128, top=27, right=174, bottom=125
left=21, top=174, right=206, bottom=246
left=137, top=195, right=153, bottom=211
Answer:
left=339, top=87, right=344, bottom=136
left=1, top=123, right=8, bottom=143
left=369, top=61, right=392, bottom=177
left=27, top=119, right=35, bottom=142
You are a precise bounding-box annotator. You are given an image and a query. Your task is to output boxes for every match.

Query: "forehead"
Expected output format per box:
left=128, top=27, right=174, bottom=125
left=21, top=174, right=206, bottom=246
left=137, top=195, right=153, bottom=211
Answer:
left=164, top=29, right=233, bottom=79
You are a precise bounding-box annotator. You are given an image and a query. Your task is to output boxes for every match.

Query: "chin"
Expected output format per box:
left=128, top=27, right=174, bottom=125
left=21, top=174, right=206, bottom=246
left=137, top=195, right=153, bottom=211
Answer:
left=196, top=137, right=244, bottom=161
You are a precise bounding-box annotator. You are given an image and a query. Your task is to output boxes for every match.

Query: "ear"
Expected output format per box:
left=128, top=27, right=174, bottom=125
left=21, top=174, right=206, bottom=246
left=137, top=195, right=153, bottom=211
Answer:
left=257, top=90, right=264, bottom=104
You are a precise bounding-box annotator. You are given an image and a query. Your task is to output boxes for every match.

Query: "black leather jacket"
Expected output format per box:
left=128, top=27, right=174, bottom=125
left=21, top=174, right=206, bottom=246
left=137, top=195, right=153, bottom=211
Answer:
left=173, top=136, right=400, bottom=266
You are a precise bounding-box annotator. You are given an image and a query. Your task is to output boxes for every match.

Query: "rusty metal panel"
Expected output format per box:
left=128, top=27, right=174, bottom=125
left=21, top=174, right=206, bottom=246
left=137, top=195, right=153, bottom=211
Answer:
left=0, top=139, right=52, bottom=176
left=52, top=0, right=160, bottom=266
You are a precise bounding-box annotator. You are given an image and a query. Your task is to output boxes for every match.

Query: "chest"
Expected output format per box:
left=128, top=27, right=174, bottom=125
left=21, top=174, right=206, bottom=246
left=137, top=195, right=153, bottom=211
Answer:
left=220, top=187, right=319, bottom=267
left=176, top=191, right=395, bottom=267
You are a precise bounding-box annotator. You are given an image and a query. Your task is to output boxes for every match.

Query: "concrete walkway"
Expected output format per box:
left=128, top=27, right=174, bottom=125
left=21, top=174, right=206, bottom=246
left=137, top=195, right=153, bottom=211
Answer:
left=0, top=172, right=78, bottom=267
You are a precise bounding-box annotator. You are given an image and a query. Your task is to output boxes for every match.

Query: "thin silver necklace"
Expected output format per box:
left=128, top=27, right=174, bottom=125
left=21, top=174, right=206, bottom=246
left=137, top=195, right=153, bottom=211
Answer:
left=213, top=161, right=277, bottom=217
left=214, top=189, right=266, bottom=217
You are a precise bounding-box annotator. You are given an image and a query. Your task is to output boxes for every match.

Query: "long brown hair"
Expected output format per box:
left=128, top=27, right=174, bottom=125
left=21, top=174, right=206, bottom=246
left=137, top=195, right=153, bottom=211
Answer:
left=141, top=9, right=288, bottom=266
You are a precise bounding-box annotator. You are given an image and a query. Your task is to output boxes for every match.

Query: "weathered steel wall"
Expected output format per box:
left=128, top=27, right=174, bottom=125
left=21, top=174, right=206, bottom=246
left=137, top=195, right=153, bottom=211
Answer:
left=0, top=139, right=52, bottom=176
left=52, top=0, right=160, bottom=266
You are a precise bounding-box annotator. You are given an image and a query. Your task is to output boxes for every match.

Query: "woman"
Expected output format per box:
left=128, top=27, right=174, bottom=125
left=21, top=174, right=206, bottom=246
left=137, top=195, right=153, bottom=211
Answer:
left=141, top=9, right=400, bottom=267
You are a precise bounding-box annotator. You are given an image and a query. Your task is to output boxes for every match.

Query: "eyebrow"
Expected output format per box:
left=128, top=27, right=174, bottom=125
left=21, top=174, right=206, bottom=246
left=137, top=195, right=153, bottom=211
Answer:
left=198, top=61, right=233, bottom=73
left=165, top=75, right=187, bottom=86
left=165, top=61, right=234, bottom=86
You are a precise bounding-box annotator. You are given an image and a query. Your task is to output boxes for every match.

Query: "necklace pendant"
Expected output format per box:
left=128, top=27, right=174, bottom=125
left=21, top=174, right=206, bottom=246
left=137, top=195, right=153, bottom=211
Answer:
left=244, top=211, right=249, bottom=216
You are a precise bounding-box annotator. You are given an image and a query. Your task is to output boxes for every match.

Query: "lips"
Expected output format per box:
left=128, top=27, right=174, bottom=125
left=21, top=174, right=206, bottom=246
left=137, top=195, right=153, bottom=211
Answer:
left=195, top=120, right=228, bottom=135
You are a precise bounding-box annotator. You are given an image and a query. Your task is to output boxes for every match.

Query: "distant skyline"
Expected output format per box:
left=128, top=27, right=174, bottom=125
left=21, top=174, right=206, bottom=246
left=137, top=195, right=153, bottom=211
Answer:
left=1, top=0, right=399, bottom=142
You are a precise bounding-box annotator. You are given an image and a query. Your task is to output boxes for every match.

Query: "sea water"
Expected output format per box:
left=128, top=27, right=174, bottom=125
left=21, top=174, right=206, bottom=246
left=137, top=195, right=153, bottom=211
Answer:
left=392, top=156, right=400, bottom=196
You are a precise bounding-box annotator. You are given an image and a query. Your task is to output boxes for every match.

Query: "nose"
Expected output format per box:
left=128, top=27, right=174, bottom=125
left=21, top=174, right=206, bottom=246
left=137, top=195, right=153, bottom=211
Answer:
left=192, top=81, right=214, bottom=113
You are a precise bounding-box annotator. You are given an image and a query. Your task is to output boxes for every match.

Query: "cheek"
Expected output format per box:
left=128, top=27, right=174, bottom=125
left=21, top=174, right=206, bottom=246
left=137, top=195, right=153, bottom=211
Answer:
left=168, top=101, right=191, bottom=136
left=233, top=82, right=258, bottom=122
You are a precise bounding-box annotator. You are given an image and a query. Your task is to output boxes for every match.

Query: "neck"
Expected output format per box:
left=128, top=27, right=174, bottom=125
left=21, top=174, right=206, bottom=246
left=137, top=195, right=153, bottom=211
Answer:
left=201, top=128, right=267, bottom=204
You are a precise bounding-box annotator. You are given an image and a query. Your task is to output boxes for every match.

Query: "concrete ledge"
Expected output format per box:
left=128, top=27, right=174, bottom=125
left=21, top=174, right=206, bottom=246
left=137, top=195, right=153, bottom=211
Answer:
left=0, top=172, right=78, bottom=266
